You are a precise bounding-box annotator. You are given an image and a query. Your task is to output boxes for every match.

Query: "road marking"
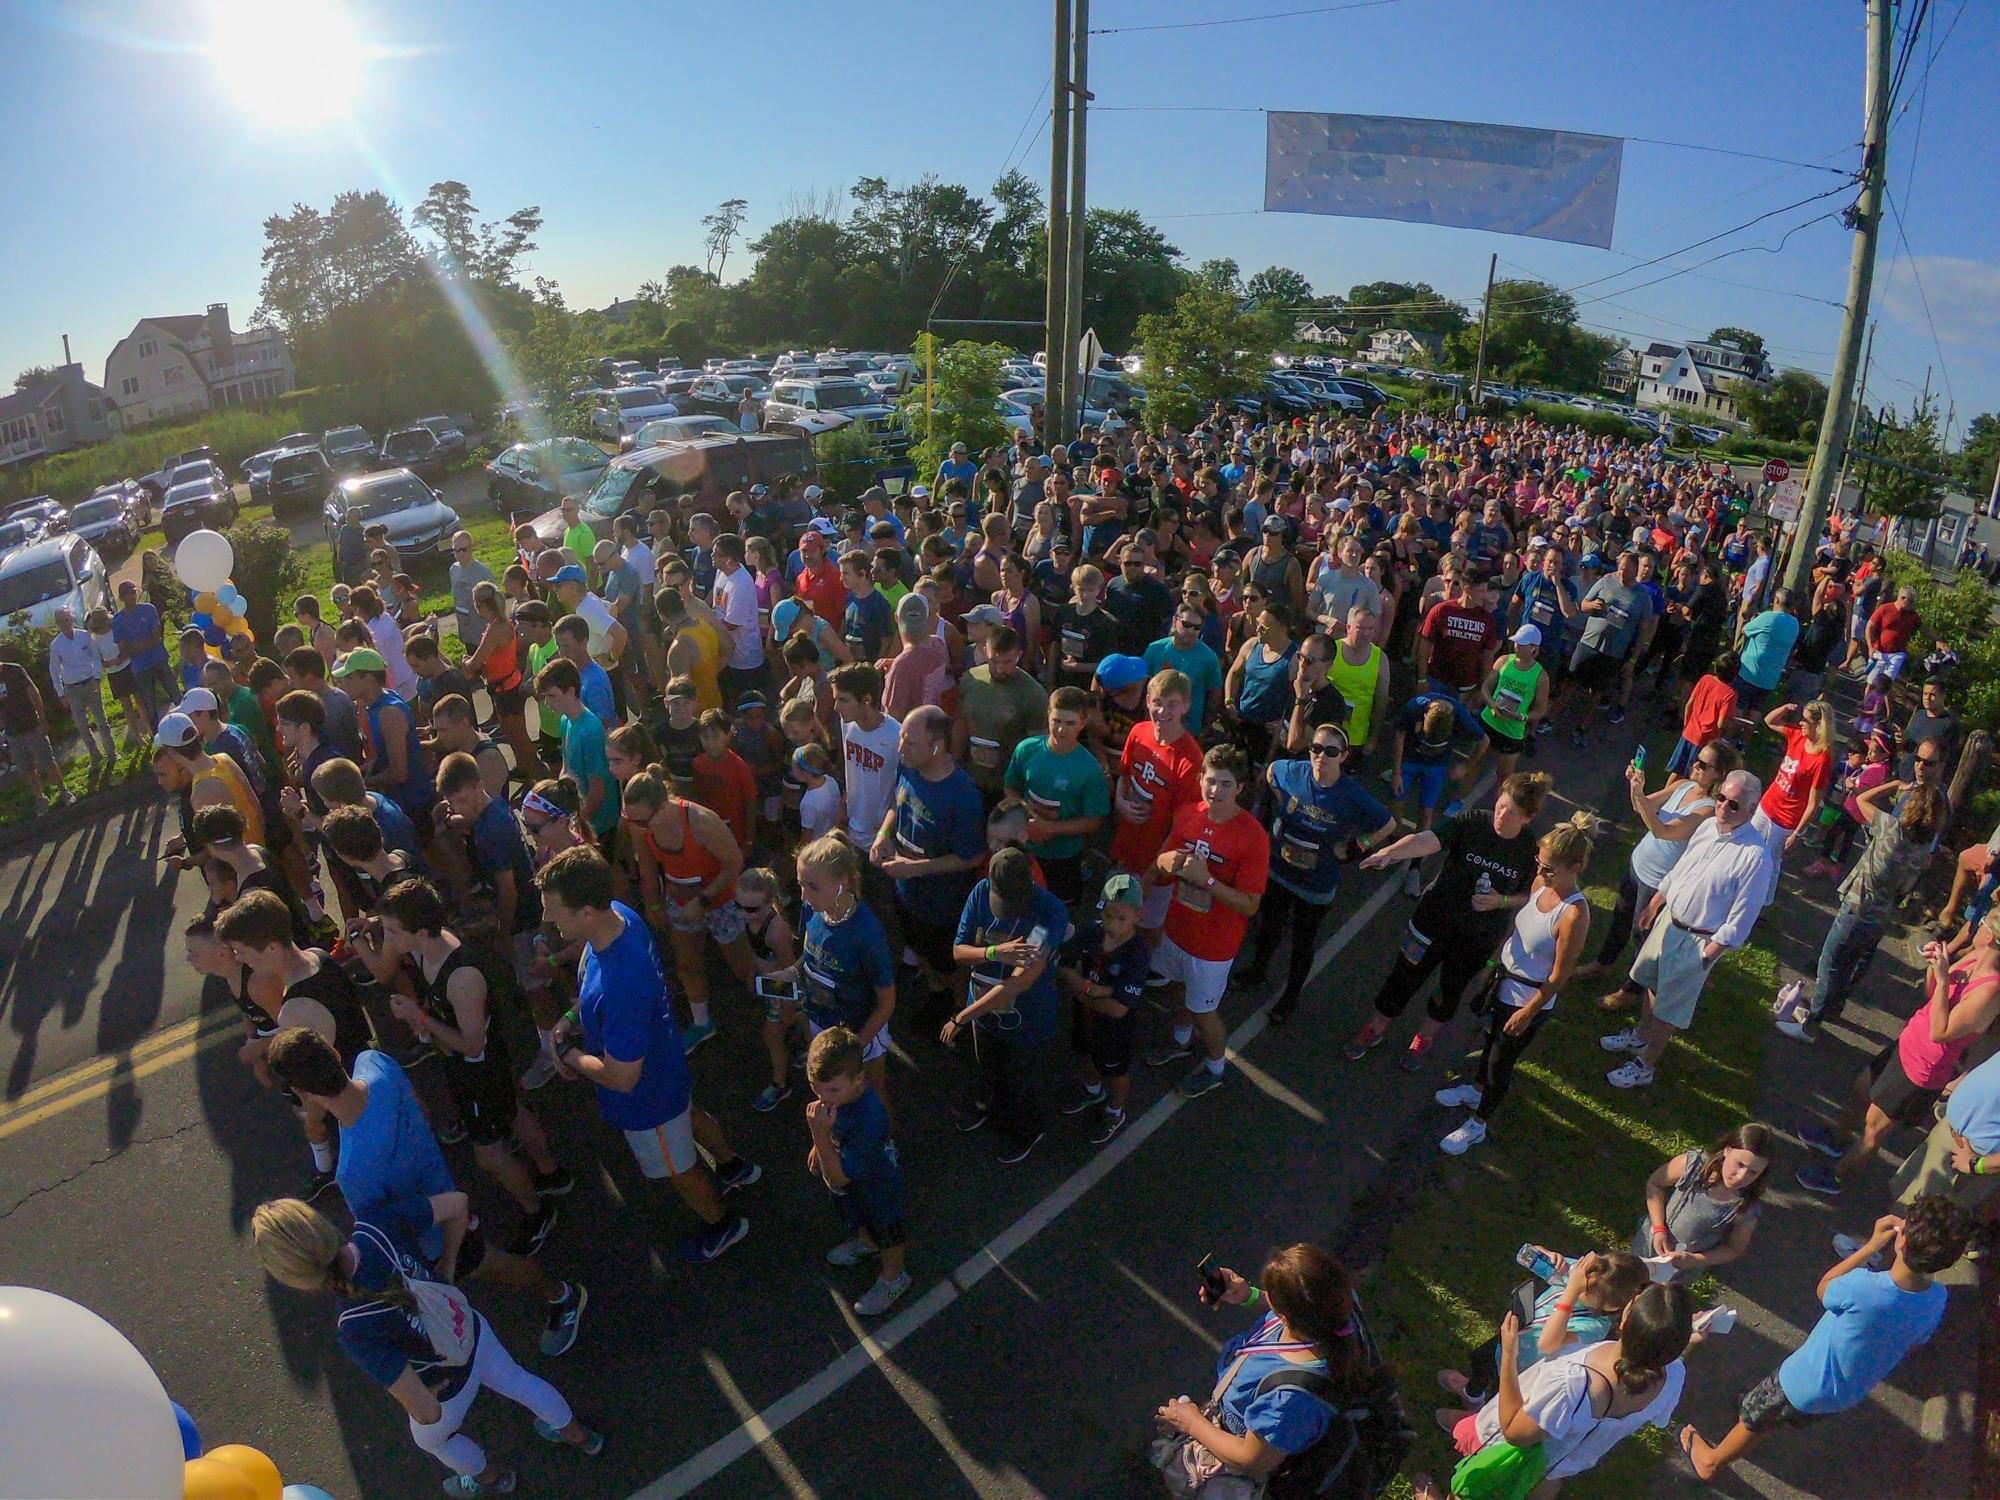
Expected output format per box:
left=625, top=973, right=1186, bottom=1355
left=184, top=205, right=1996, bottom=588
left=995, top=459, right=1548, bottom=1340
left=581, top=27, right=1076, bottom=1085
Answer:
left=0, top=1010, right=237, bottom=1126
left=0, top=1017, right=238, bottom=1143
left=628, top=868, right=1408, bottom=1498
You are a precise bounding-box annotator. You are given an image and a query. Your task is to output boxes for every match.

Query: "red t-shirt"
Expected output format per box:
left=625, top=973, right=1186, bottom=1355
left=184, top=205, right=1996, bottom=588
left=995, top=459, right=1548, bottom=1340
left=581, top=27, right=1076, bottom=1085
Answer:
left=795, top=560, right=847, bottom=628
left=1760, top=726, right=1833, bottom=831
left=1160, top=802, right=1271, bottom=961
left=1682, top=674, right=1739, bottom=747
left=1419, top=601, right=1499, bottom=690
left=1868, top=601, right=1920, bottom=655
left=691, top=748, right=759, bottom=852
left=1110, top=722, right=1204, bottom=874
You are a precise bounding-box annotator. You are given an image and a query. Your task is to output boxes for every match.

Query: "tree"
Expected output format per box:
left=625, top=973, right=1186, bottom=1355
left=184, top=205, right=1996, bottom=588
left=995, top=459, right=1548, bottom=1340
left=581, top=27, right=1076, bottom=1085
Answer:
left=500, top=279, right=604, bottom=439
left=1866, top=398, right=1950, bottom=522
left=1344, top=281, right=1468, bottom=339
left=1077, top=208, right=1185, bottom=352
left=1956, top=413, right=2000, bottom=501
left=1194, top=258, right=1243, bottom=296
left=12, top=365, right=58, bottom=392
left=702, top=198, right=749, bottom=280
left=413, top=180, right=543, bottom=286
left=1245, top=266, right=1312, bottom=308
left=1731, top=369, right=1828, bottom=442
left=900, top=335, right=1011, bottom=480
left=1707, top=326, right=1766, bottom=362
left=1441, top=279, right=1614, bottom=392
left=1135, top=285, right=1278, bottom=432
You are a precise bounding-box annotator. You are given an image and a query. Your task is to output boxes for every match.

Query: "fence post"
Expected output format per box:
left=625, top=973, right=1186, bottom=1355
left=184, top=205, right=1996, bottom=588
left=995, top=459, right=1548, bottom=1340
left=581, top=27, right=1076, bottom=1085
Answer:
left=1947, top=730, right=1992, bottom=846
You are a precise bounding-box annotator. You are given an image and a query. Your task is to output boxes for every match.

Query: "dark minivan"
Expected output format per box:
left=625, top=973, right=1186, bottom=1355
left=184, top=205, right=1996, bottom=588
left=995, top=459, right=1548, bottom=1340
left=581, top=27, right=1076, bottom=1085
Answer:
left=526, top=433, right=813, bottom=552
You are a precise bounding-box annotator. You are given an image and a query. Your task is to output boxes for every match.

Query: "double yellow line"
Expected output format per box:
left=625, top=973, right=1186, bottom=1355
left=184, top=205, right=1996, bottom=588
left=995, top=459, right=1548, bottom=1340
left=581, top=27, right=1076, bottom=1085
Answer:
left=0, top=1010, right=240, bottom=1144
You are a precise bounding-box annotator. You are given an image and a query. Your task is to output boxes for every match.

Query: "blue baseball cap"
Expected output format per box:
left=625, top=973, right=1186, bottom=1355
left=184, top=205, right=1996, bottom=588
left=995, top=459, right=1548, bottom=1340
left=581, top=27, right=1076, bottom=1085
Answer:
left=1095, top=654, right=1150, bottom=693
left=550, top=563, right=588, bottom=585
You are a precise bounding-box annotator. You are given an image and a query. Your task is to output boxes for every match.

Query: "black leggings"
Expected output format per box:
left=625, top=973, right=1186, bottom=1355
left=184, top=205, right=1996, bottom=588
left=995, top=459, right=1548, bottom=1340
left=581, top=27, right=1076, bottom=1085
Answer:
left=1472, top=1002, right=1550, bottom=1121
left=1251, top=882, right=1334, bottom=1003
left=1824, top=814, right=1863, bottom=864
left=1593, top=867, right=1653, bottom=973
left=1461, top=1333, right=1504, bottom=1402
left=1371, top=924, right=1494, bottom=1025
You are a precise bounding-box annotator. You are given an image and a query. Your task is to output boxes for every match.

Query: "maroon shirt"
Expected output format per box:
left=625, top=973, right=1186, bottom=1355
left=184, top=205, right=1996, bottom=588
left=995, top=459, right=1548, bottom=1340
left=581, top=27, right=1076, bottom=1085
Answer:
left=1419, top=601, right=1500, bottom=691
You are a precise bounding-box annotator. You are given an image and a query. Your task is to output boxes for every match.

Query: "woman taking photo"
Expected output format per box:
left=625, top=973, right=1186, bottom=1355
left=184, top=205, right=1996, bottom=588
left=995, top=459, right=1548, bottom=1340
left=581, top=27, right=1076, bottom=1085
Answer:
left=253, top=1193, right=601, bottom=1498
left=1635, top=1124, right=1775, bottom=1282
left=1153, top=1242, right=1394, bottom=1494
left=1419, top=1285, right=1693, bottom=1500
left=1438, top=1251, right=1650, bottom=1408
left=1434, top=812, right=1598, bottom=1155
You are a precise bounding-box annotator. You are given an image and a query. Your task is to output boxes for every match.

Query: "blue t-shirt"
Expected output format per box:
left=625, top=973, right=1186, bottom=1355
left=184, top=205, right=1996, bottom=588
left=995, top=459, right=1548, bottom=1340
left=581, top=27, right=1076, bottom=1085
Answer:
left=800, top=902, right=895, bottom=1033
left=955, top=880, right=1071, bottom=1043
left=560, top=707, right=619, bottom=835
left=578, top=661, right=617, bottom=728
left=337, top=1051, right=453, bottom=1252
left=843, top=588, right=894, bottom=661
left=1144, top=637, right=1227, bottom=736
left=576, top=904, right=692, bottom=1131
left=936, top=457, right=979, bottom=490
left=1265, top=760, right=1391, bottom=904
left=1513, top=574, right=1577, bottom=651
left=1778, top=1267, right=1946, bottom=1415
left=471, top=796, right=542, bottom=929
left=112, top=602, right=170, bottom=672
left=891, top=765, right=988, bottom=925
left=370, top=790, right=421, bottom=861
left=336, top=1197, right=476, bottom=1401
left=1060, top=921, right=1150, bottom=1017
left=1738, top=609, right=1802, bottom=690
left=1003, top=737, right=1111, bottom=860
left=832, top=1085, right=904, bottom=1226
left=1399, top=691, right=1482, bottom=766
left=1216, top=1314, right=1335, bottom=1454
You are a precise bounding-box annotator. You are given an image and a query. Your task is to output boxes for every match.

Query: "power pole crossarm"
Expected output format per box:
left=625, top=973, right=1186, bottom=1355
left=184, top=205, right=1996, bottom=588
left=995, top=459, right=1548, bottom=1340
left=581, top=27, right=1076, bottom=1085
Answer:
left=1781, top=0, right=1892, bottom=597
left=1471, top=253, right=1497, bottom=407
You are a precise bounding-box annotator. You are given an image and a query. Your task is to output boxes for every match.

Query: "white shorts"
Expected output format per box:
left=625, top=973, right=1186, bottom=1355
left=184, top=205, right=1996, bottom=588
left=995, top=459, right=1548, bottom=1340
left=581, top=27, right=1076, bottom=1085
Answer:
left=808, top=1016, right=892, bottom=1062
left=1867, top=650, right=1908, bottom=680
left=623, top=1106, right=699, bottom=1179
left=1150, top=932, right=1233, bottom=1014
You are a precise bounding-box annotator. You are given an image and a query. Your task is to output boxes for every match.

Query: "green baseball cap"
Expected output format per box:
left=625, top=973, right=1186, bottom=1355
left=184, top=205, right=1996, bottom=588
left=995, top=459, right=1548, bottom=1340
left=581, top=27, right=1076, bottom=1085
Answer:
left=1100, top=872, right=1145, bottom=908
left=332, top=647, right=388, bottom=678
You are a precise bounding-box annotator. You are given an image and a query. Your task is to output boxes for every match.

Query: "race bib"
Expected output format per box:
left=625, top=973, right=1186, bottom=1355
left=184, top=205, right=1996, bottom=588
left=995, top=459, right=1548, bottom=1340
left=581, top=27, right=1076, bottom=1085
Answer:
left=1493, top=686, right=1526, bottom=716
left=970, top=735, right=1002, bottom=769
left=1280, top=834, right=1319, bottom=870
left=1530, top=598, right=1554, bottom=625
left=1028, top=792, right=1062, bottom=823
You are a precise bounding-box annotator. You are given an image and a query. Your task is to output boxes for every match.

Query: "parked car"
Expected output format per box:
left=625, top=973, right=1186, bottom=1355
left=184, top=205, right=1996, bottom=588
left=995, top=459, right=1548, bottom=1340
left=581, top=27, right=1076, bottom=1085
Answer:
left=142, top=446, right=221, bottom=497
left=0, top=518, right=44, bottom=556
left=242, top=449, right=282, bottom=501
left=267, top=447, right=337, bottom=513
left=484, top=438, right=611, bottom=512
left=413, top=415, right=468, bottom=459
left=625, top=415, right=741, bottom=452
left=675, top=374, right=770, bottom=421
left=0, top=496, right=67, bottom=535
left=996, top=395, right=1037, bottom=437
left=160, top=476, right=240, bottom=546
left=65, top=487, right=145, bottom=561
left=323, top=425, right=378, bottom=474
left=323, top=468, right=461, bottom=562
left=526, top=433, right=813, bottom=553
left=1323, top=376, right=1396, bottom=415
left=0, top=536, right=108, bottom=635
left=763, top=377, right=908, bottom=451
left=591, top=386, right=681, bottom=442
left=380, top=425, right=447, bottom=482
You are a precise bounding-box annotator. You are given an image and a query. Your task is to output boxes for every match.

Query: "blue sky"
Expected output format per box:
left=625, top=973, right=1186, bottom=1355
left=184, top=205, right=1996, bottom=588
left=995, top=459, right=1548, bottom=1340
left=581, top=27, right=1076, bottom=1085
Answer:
left=4, top=0, right=1995, bottom=436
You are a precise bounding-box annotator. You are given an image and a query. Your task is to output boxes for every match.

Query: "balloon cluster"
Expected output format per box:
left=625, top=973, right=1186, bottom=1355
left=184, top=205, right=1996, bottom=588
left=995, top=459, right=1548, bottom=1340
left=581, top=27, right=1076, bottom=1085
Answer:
left=174, top=531, right=255, bottom=650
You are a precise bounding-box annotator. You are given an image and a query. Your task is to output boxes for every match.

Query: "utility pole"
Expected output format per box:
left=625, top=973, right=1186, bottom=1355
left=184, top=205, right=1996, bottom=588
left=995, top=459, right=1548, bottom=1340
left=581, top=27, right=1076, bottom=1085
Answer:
left=1781, top=0, right=1892, bottom=597
left=1833, top=320, right=1875, bottom=504
left=1470, top=253, right=1497, bottom=406
left=1060, top=0, right=1090, bottom=450
left=1043, top=0, right=1073, bottom=455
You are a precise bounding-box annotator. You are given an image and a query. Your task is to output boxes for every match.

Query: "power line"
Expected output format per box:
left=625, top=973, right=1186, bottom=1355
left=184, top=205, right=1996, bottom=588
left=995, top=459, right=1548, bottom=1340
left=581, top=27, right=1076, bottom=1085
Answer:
left=1090, top=0, right=1399, bottom=37
left=1881, top=184, right=1955, bottom=412
left=925, top=77, right=1056, bottom=328
left=1887, top=0, right=1932, bottom=111
left=1893, top=0, right=1969, bottom=118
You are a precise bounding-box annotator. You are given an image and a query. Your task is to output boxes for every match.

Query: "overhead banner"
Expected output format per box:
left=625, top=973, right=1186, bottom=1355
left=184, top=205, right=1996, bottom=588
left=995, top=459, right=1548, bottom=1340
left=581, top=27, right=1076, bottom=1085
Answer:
left=1264, top=111, right=1623, bottom=249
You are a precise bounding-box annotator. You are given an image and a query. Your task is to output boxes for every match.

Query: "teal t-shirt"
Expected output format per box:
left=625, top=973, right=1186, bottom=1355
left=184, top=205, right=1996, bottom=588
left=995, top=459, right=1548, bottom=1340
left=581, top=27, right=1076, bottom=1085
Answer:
left=1003, top=736, right=1110, bottom=859
left=561, top=708, right=620, bottom=835
left=1143, top=637, right=1227, bottom=736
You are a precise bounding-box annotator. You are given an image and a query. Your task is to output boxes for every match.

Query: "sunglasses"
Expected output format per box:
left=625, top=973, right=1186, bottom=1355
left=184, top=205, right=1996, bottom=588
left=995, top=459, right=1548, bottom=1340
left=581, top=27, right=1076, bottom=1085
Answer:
left=1917, top=754, right=1942, bottom=767
left=1308, top=741, right=1346, bottom=756
left=1716, top=795, right=1742, bottom=811
left=1694, top=758, right=1721, bottom=772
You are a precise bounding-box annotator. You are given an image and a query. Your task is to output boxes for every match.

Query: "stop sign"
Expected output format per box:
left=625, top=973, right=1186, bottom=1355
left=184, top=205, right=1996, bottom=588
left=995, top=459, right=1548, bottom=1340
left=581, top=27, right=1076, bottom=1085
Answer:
left=1763, top=458, right=1791, bottom=485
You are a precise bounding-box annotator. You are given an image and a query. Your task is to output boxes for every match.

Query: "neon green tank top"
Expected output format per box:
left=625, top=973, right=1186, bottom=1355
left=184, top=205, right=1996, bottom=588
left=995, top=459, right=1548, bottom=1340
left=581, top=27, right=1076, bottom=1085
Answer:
left=1326, top=642, right=1384, bottom=745
left=1481, top=653, right=1544, bottom=737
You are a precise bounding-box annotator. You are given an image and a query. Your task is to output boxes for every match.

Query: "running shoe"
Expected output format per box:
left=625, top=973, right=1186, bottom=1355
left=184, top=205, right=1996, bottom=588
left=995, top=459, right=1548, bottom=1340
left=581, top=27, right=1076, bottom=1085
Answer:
left=996, top=1131, right=1045, bottom=1165
left=1535, top=720, right=1556, bottom=736
left=1399, top=1033, right=1435, bottom=1072
left=519, top=1050, right=561, bottom=1092
left=534, top=1419, right=605, bottom=1456
left=1434, top=1083, right=1483, bottom=1109
left=1440, top=798, right=1464, bottom=820
left=442, top=1471, right=515, bottom=1497
left=1060, top=1085, right=1107, bottom=1116
left=1599, top=1028, right=1646, bottom=1054
left=1145, top=1039, right=1194, bottom=1068
left=715, top=1157, right=762, bottom=1194
left=1830, top=1232, right=1885, bottom=1271
left=826, top=1236, right=879, bottom=1267
left=1606, top=706, right=1626, bottom=726
left=1797, top=1122, right=1844, bottom=1158
left=752, top=1082, right=794, bottom=1113
left=854, top=1272, right=912, bottom=1317
left=1090, top=1108, right=1127, bottom=1145
left=1439, top=1117, right=1488, bottom=1155
left=539, top=1282, right=588, bottom=1357
left=1343, top=1018, right=1390, bottom=1061
left=1795, top=1163, right=1842, bottom=1197
left=304, top=1167, right=339, bottom=1203
left=435, top=1117, right=468, bottom=1146
left=508, top=1203, right=559, bottom=1257
left=1606, top=1060, right=1656, bottom=1089
left=1775, top=1016, right=1818, bottom=1043
left=681, top=1020, right=718, bottom=1056
left=682, top=1216, right=750, bottom=1263
left=1180, top=1065, right=1225, bottom=1098
left=951, top=1100, right=990, bottom=1133
left=1268, top=994, right=1300, bottom=1026
left=535, top=1167, right=577, bottom=1198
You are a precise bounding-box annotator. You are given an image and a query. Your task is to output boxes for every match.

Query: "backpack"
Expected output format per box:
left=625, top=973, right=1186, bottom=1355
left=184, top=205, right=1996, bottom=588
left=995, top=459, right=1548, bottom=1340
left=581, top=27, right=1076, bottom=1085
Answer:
left=350, top=1222, right=478, bottom=1368
left=1259, top=1302, right=1414, bottom=1500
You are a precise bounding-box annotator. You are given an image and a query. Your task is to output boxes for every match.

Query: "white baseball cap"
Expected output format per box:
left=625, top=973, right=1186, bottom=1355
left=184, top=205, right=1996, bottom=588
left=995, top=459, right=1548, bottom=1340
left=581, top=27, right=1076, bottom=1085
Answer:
left=1511, top=624, right=1543, bottom=647
left=178, top=686, right=220, bottom=714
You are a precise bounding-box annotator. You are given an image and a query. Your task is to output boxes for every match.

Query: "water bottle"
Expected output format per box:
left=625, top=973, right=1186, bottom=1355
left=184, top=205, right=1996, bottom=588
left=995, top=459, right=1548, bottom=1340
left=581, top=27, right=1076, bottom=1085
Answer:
left=1475, top=872, right=1494, bottom=898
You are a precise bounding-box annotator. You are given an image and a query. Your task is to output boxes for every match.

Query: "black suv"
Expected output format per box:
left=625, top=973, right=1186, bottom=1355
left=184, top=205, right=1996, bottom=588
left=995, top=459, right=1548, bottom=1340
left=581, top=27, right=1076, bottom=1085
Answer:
left=268, top=447, right=336, bottom=513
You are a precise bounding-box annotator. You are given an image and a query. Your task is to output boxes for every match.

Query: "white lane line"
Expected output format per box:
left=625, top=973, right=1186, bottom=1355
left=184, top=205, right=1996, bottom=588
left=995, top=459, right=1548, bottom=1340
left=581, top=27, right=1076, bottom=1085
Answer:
left=629, top=858, right=1413, bottom=1498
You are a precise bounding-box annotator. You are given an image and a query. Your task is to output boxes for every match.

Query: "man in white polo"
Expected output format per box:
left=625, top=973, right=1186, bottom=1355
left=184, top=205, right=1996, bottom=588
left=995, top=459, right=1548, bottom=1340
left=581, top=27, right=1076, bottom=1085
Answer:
left=1602, top=770, right=1770, bottom=1090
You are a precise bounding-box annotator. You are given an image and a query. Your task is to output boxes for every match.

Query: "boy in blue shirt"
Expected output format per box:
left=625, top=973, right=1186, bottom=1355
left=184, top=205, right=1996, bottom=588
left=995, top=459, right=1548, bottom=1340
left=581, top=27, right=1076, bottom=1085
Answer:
left=1683, top=1194, right=1970, bottom=1479
left=1057, top=873, right=1152, bottom=1145
left=805, top=1026, right=911, bottom=1317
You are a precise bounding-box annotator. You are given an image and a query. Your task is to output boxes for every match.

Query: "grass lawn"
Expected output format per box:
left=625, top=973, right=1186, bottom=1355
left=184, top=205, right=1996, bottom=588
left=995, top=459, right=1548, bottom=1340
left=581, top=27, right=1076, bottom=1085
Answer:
left=1358, top=731, right=1780, bottom=1498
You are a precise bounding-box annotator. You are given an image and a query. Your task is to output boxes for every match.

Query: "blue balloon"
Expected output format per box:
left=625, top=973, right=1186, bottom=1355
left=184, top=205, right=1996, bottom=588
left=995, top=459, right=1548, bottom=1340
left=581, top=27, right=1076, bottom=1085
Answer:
left=171, top=1399, right=201, bottom=1459
left=220, top=585, right=247, bottom=612
left=191, top=611, right=214, bottom=631
left=282, top=1487, right=337, bottom=1500
left=202, top=625, right=227, bottom=647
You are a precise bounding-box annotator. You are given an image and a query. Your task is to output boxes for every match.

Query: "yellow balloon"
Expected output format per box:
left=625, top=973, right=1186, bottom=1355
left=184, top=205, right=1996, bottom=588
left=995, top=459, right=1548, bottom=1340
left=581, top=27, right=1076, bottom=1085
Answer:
left=195, top=592, right=221, bottom=614
left=202, top=1446, right=282, bottom=1500
left=183, top=1455, right=258, bottom=1500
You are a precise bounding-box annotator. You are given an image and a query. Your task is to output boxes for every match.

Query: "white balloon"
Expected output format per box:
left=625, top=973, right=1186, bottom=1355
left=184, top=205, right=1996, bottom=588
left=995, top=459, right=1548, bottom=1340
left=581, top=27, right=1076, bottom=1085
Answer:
left=174, top=531, right=235, bottom=594
left=0, top=1287, right=182, bottom=1498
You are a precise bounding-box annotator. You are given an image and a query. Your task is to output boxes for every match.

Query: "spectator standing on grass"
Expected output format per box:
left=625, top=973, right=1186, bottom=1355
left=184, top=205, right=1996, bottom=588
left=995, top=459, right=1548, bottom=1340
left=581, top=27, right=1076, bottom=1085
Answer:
left=113, top=579, right=179, bottom=729
left=1863, top=585, right=1923, bottom=681
left=1682, top=1196, right=1971, bottom=1481
left=447, top=531, right=494, bottom=656
left=1635, top=1123, right=1774, bottom=1283
left=1734, top=588, right=1801, bottom=713
left=46, top=607, right=113, bottom=766
left=0, top=658, right=68, bottom=808
left=335, top=508, right=369, bottom=585
left=1438, top=1250, right=1651, bottom=1409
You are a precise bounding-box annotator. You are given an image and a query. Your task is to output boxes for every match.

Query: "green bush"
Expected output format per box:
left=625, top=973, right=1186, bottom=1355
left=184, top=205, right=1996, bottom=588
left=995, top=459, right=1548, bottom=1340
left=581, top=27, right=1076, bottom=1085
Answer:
left=0, top=622, right=67, bottom=733
left=223, top=519, right=309, bottom=645
left=811, top=423, right=884, bottom=504
left=1517, top=400, right=1649, bottom=444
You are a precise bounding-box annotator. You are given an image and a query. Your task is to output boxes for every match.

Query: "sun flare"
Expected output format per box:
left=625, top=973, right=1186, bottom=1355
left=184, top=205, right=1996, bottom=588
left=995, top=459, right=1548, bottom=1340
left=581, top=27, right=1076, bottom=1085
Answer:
left=207, top=0, right=368, bottom=127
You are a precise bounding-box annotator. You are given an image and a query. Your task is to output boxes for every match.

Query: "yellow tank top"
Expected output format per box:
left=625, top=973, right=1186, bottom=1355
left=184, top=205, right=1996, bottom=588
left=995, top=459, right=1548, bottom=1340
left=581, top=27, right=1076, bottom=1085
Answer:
left=195, top=754, right=265, bottom=845
left=689, top=621, right=723, bottom=712
left=1326, top=642, right=1384, bottom=745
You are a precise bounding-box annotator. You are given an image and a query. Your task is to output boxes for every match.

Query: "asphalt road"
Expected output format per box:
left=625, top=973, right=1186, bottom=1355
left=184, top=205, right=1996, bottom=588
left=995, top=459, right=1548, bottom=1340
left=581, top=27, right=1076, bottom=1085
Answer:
left=0, top=686, right=1979, bottom=1500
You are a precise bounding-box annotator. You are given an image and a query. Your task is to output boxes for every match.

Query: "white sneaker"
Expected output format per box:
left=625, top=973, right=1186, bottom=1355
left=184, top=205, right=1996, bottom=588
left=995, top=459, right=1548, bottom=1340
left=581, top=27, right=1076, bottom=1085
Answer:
left=1434, top=1083, right=1483, bottom=1109
left=1607, top=1060, right=1656, bottom=1089
left=1440, top=1117, right=1488, bottom=1155
left=1599, top=1029, right=1646, bottom=1054
left=1403, top=867, right=1424, bottom=899
left=826, top=1236, right=879, bottom=1267
left=1775, top=1015, right=1816, bottom=1043
left=1772, top=979, right=1804, bottom=1017
left=854, top=1272, right=911, bottom=1316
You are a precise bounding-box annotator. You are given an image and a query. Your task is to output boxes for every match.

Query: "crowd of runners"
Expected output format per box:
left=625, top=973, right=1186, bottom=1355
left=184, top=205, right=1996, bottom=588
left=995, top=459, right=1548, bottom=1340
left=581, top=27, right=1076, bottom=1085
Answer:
left=147, top=396, right=1992, bottom=1496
